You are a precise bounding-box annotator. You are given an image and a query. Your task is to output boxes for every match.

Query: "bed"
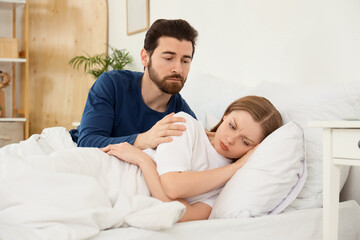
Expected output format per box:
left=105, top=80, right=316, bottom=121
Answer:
left=0, top=75, right=359, bottom=240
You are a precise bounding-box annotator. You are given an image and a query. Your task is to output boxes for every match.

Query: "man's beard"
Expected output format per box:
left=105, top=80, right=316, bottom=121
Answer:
left=148, top=60, right=186, bottom=94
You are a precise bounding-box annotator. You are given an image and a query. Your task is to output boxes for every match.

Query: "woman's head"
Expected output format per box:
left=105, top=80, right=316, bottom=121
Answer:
left=210, top=95, right=283, bottom=159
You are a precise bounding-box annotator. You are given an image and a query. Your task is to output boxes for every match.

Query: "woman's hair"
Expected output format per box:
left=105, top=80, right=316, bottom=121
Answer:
left=143, top=19, right=198, bottom=57
left=211, top=95, right=283, bottom=141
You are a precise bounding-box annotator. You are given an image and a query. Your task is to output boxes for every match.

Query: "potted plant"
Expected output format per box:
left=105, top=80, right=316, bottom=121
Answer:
left=69, top=46, right=133, bottom=79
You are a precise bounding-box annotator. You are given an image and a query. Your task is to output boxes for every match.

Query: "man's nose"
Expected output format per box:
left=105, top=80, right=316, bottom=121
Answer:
left=171, top=60, right=183, bottom=74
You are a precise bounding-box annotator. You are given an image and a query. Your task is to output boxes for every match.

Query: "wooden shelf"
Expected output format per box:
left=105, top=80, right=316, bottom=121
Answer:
left=0, top=0, right=26, bottom=4
left=0, top=117, right=26, bottom=122
left=0, top=58, right=26, bottom=62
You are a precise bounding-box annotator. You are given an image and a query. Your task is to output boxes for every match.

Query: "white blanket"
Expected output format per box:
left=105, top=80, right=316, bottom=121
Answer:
left=0, top=127, right=185, bottom=240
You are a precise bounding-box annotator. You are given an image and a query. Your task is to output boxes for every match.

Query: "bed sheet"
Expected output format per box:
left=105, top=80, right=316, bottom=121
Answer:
left=91, top=200, right=360, bottom=240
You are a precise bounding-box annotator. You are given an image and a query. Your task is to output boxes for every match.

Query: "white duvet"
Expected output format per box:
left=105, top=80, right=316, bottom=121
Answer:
left=0, top=127, right=185, bottom=240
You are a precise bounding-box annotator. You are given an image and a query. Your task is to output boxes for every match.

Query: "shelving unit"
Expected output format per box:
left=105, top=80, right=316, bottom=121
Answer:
left=0, top=0, right=29, bottom=146
left=0, top=58, right=26, bottom=62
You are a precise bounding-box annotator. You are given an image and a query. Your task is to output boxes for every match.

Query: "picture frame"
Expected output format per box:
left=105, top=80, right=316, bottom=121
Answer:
left=126, top=0, right=150, bottom=35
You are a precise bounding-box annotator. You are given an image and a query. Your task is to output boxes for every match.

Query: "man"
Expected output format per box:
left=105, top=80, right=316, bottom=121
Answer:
left=69, top=19, right=198, bottom=149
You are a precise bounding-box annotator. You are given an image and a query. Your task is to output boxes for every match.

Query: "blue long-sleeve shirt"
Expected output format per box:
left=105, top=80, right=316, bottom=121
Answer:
left=69, top=70, right=196, bottom=148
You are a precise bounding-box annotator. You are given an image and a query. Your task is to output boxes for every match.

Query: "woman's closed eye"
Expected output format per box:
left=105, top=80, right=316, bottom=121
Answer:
left=242, top=138, right=249, bottom=146
left=229, top=123, right=235, bottom=130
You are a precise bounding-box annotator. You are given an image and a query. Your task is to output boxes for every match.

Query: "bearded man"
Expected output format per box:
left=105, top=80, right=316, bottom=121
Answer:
left=69, top=19, right=198, bottom=149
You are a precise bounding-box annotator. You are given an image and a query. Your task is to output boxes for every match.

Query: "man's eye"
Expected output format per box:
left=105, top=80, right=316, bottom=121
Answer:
left=164, top=57, right=172, bottom=61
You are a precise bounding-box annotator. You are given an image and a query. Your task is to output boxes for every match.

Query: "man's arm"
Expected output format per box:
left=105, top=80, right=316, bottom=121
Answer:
left=76, top=72, right=186, bottom=148
left=76, top=72, right=135, bottom=147
left=79, top=112, right=187, bottom=149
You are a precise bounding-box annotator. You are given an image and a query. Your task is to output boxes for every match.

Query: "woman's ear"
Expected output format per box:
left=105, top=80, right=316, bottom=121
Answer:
left=140, top=49, right=149, bottom=67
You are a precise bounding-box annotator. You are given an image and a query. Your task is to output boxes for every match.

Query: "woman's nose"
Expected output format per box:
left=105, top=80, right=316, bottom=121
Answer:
left=226, top=136, right=235, bottom=145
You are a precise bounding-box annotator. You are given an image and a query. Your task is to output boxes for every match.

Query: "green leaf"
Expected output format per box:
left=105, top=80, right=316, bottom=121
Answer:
left=68, top=46, right=133, bottom=79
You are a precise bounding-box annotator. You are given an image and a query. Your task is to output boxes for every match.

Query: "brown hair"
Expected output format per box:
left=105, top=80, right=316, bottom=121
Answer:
left=211, top=95, right=283, bottom=141
left=144, top=19, right=198, bottom=57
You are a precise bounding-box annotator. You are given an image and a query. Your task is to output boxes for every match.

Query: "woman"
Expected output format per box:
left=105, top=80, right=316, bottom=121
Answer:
left=102, top=95, right=283, bottom=222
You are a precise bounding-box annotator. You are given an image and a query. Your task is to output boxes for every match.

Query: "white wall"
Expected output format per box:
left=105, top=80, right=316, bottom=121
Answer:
left=108, top=1, right=360, bottom=205
left=108, top=0, right=360, bottom=86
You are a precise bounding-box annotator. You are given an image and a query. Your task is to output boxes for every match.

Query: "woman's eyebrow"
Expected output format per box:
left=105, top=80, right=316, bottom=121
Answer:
left=233, top=118, right=256, bottom=144
left=245, top=137, right=256, bottom=145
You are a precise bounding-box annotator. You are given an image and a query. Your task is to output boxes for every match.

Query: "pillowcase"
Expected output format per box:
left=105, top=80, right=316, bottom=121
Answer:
left=209, top=121, right=306, bottom=219
left=248, top=81, right=360, bottom=210
left=181, top=69, right=250, bottom=124
left=205, top=112, right=221, bottom=131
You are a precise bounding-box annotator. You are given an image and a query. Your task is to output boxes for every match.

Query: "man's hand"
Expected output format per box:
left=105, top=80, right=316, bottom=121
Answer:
left=133, top=113, right=186, bottom=149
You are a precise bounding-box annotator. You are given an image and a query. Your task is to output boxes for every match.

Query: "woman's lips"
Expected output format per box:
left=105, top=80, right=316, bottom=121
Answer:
left=220, top=141, right=229, bottom=151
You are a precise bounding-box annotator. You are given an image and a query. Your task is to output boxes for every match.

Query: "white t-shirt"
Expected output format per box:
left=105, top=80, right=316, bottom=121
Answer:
left=144, top=112, right=232, bottom=207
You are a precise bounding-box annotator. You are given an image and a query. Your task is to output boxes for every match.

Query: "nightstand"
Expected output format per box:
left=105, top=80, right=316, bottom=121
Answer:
left=308, top=121, right=360, bottom=240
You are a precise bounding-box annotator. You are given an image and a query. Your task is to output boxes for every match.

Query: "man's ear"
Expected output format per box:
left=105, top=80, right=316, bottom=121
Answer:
left=140, top=49, right=149, bottom=67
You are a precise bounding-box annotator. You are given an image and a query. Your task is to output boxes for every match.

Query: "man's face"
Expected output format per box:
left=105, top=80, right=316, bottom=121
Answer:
left=147, top=36, right=193, bottom=94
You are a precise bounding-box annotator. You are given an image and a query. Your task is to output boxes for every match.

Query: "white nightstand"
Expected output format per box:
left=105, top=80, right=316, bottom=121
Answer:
left=308, top=121, right=360, bottom=240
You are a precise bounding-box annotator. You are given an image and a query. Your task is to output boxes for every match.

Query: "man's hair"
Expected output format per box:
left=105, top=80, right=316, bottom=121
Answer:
left=144, top=19, right=198, bottom=57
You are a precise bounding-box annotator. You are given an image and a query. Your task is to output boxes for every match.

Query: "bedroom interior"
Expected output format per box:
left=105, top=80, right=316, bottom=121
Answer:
left=0, top=0, right=360, bottom=239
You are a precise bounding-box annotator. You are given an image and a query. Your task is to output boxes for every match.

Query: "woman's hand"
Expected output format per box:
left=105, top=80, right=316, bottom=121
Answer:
left=233, top=145, right=258, bottom=169
left=101, top=142, right=146, bottom=166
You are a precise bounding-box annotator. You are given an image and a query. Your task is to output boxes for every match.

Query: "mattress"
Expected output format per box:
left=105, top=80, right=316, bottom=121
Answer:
left=91, top=200, right=360, bottom=240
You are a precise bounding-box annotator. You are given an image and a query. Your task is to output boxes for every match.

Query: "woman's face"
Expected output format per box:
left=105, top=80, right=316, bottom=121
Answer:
left=211, top=110, right=263, bottom=159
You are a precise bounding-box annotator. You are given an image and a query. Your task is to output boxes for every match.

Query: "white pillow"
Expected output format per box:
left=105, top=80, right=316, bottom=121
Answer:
left=209, top=121, right=306, bottom=219
left=248, top=81, right=360, bottom=210
left=205, top=112, right=221, bottom=131
left=181, top=69, right=250, bottom=124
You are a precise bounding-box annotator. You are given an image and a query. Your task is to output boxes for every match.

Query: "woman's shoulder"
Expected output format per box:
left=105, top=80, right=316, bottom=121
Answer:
left=174, top=112, right=204, bottom=137
left=174, top=112, right=199, bottom=126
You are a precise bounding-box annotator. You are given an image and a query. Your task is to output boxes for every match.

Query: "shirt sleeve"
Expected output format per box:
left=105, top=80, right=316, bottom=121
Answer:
left=154, top=112, right=196, bottom=176
left=77, top=73, right=138, bottom=148
left=199, top=194, right=218, bottom=208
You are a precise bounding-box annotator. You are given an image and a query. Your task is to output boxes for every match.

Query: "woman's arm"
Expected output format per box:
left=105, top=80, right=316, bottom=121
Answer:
left=136, top=154, right=213, bottom=221
left=102, top=143, right=170, bottom=201
left=177, top=201, right=212, bottom=222
left=101, top=143, right=212, bottom=221
left=161, top=147, right=256, bottom=200
left=161, top=160, right=242, bottom=200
